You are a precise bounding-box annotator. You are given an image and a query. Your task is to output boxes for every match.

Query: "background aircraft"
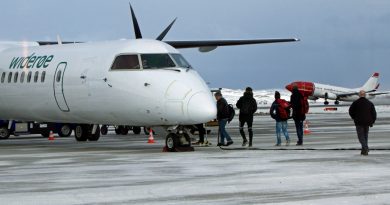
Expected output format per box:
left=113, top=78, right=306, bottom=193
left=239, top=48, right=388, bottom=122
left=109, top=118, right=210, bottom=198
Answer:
left=285, top=72, right=388, bottom=105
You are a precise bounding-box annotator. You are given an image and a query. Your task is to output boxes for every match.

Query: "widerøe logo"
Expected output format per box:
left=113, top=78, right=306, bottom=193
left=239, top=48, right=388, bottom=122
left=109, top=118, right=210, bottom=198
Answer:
left=9, top=53, right=54, bottom=69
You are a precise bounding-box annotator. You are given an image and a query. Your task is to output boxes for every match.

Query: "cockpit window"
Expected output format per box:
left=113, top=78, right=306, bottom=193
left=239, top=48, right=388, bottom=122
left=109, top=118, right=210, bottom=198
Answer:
left=111, top=55, right=140, bottom=70
left=171, top=54, right=192, bottom=69
left=140, top=54, right=176, bottom=69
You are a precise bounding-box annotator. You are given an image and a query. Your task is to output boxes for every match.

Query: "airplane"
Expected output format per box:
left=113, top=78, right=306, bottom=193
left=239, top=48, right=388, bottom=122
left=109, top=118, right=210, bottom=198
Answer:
left=0, top=3, right=299, bottom=151
left=285, top=72, right=388, bottom=105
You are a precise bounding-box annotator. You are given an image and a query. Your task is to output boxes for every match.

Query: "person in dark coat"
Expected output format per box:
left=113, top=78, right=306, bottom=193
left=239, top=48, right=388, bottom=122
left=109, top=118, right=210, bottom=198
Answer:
left=290, top=86, right=306, bottom=145
left=349, top=90, right=377, bottom=155
left=215, top=91, right=233, bottom=146
left=270, top=91, right=290, bottom=146
left=236, top=87, right=257, bottom=147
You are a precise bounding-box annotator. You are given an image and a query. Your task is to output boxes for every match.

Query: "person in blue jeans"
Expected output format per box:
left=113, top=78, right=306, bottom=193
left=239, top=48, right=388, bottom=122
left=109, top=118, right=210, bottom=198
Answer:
left=214, top=92, right=233, bottom=146
left=270, top=91, right=291, bottom=146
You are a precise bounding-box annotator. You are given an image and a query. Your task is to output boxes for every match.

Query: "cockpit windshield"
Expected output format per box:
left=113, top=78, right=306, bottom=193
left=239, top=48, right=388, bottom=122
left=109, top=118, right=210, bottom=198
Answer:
left=170, top=54, right=192, bottom=69
left=140, top=54, right=176, bottom=69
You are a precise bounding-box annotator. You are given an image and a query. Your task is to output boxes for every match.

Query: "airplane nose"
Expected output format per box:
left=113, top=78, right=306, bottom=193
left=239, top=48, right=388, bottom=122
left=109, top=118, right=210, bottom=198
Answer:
left=187, top=92, right=217, bottom=123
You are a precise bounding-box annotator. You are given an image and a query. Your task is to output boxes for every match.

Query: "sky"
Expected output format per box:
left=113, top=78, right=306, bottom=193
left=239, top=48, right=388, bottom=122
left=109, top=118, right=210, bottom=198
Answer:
left=0, top=0, right=389, bottom=90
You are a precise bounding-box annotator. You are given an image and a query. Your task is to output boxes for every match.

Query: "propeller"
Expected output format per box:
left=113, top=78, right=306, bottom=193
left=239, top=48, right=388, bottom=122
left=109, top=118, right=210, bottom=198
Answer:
left=129, top=3, right=176, bottom=41
left=129, top=3, right=142, bottom=39
left=156, top=18, right=177, bottom=41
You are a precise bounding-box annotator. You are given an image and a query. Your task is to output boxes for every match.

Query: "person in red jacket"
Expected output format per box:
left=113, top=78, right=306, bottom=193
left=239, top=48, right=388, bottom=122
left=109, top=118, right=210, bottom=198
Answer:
left=349, top=90, right=377, bottom=155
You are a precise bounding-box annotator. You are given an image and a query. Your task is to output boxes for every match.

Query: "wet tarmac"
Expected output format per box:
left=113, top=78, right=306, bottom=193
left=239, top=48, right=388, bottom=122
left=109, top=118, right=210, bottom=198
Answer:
left=0, top=112, right=389, bottom=204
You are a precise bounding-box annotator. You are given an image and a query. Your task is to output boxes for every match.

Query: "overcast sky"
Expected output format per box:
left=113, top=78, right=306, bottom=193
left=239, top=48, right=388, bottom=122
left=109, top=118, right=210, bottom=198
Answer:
left=1, top=0, right=389, bottom=90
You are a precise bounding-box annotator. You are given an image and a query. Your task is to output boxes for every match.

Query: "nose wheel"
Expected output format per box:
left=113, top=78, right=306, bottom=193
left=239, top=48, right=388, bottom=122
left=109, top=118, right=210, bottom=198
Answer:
left=164, top=132, right=194, bottom=152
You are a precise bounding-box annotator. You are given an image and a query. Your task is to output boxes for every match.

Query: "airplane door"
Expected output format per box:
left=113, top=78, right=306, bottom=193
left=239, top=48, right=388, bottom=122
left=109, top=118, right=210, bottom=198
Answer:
left=53, top=62, right=70, bottom=112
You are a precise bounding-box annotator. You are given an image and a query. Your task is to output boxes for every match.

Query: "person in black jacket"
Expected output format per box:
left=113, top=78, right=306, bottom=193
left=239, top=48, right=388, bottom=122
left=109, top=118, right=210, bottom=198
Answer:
left=215, top=92, right=233, bottom=146
left=236, top=87, right=257, bottom=147
left=349, top=90, right=377, bottom=155
left=290, top=86, right=306, bottom=145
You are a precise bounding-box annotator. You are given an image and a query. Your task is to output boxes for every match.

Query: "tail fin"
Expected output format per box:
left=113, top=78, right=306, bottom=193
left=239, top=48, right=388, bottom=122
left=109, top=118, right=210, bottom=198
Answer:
left=361, top=72, right=379, bottom=91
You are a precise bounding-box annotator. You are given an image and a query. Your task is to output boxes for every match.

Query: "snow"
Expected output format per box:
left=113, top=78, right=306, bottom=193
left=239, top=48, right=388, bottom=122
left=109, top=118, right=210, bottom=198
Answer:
left=0, top=113, right=390, bottom=204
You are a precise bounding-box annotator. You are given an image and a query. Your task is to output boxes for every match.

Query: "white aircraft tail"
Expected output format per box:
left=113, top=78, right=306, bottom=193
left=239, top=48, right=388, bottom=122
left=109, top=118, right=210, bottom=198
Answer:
left=361, top=72, right=379, bottom=91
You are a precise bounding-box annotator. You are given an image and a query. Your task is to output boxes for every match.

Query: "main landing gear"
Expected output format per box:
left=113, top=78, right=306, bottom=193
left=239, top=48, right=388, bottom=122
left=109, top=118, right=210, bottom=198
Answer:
left=74, top=124, right=100, bottom=141
left=164, top=126, right=194, bottom=152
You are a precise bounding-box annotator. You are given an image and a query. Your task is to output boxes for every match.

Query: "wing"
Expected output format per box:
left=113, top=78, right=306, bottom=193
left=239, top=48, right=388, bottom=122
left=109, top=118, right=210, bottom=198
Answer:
left=164, top=38, right=299, bottom=52
left=37, top=41, right=82, bottom=46
left=368, top=91, right=390, bottom=96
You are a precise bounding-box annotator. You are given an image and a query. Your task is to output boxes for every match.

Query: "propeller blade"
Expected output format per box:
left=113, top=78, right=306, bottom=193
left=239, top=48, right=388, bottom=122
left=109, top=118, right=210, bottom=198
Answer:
left=156, top=18, right=177, bottom=41
left=129, top=3, right=142, bottom=39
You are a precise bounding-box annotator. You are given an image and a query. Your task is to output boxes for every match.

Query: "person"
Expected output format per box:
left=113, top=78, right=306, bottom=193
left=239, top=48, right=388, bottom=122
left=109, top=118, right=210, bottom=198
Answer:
left=193, top=123, right=206, bottom=145
left=215, top=91, right=233, bottom=146
left=290, top=86, right=307, bottom=145
left=236, top=87, right=257, bottom=147
left=270, top=91, right=291, bottom=146
left=349, top=90, right=376, bottom=155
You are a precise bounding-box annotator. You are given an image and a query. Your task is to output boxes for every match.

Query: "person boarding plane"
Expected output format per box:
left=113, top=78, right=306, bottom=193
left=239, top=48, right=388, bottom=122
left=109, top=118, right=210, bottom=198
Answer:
left=0, top=4, right=299, bottom=151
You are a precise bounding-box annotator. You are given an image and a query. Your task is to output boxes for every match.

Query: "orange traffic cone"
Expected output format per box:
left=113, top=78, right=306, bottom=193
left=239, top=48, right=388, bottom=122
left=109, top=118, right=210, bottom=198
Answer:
left=304, top=121, right=311, bottom=135
left=147, top=128, right=155, bottom=144
left=48, top=131, right=55, bottom=141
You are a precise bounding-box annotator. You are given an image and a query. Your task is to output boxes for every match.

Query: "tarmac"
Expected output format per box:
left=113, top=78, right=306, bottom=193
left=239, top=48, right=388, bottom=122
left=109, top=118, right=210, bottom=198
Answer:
left=0, top=112, right=390, bottom=205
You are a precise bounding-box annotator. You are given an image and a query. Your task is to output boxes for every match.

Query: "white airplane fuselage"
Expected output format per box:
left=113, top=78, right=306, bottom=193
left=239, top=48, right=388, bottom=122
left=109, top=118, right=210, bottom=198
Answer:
left=0, top=39, right=217, bottom=126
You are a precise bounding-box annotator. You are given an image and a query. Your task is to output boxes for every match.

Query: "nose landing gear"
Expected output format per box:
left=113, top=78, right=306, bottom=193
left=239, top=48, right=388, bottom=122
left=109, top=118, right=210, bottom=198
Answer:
left=164, top=126, right=194, bottom=152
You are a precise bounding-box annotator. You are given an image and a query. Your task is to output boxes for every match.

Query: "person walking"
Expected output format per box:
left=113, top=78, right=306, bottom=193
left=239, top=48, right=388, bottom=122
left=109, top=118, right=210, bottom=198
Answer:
left=270, top=91, right=291, bottom=146
left=290, top=86, right=308, bottom=145
left=215, top=92, right=233, bottom=146
left=236, top=87, right=257, bottom=147
left=349, top=90, right=376, bottom=155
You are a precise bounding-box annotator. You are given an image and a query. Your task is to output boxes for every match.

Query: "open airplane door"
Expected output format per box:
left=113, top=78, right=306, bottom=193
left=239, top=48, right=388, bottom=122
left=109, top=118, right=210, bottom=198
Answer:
left=53, top=62, right=70, bottom=112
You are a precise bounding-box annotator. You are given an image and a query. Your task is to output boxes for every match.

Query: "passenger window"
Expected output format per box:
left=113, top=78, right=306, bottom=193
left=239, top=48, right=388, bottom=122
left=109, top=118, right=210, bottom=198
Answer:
left=27, top=71, right=32, bottom=83
left=34, top=71, right=39, bottom=83
left=20, top=72, right=25, bottom=83
left=8, top=72, right=13, bottom=83
left=56, top=70, right=62, bottom=82
left=1, top=72, right=5, bottom=83
left=111, top=55, right=140, bottom=70
left=41, top=71, right=46, bottom=82
left=14, top=72, right=19, bottom=83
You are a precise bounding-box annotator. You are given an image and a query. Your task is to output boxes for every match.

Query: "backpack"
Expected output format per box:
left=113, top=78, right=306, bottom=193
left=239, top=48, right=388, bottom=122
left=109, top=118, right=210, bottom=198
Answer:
left=301, top=97, right=309, bottom=114
left=277, top=99, right=291, bottom=120
left=227, top=104, right=235, bottom=122
left=239, top=98, right=254, bottom=115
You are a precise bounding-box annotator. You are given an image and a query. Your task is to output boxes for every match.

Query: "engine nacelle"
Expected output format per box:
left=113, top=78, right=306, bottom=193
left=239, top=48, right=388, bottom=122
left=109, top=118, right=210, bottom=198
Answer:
left=324, top=92, right=337, bottom=100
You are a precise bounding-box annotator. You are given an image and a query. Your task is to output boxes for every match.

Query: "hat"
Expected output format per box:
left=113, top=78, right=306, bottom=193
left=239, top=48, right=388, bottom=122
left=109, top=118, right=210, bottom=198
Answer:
left=245, top=87, right=253, bottom=92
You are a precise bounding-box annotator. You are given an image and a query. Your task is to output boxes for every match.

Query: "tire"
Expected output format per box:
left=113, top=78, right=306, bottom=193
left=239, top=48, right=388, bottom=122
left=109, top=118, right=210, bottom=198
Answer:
left=101, top=125, right=108, bottom=135
left=115, top=126, right=121, bottom=135
left=74, top=125, right=88, bottom=141
left=88, top=125, right=100, bottom=141
left=120, top=126, right=129, bottom=135
left=58, top=124, right=72, bottom=137
left=132, top=126, right=141, bottom=135
left=165, top=133, right=179, bottom=152
left=0, top=126, right=10, bottom=140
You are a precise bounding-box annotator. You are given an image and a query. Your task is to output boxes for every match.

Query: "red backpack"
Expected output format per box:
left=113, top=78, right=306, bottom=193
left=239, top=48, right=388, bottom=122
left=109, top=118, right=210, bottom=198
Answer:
left=301, top=97, right=309, bottom=114
left=277, top=99, right=291, bottom=120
